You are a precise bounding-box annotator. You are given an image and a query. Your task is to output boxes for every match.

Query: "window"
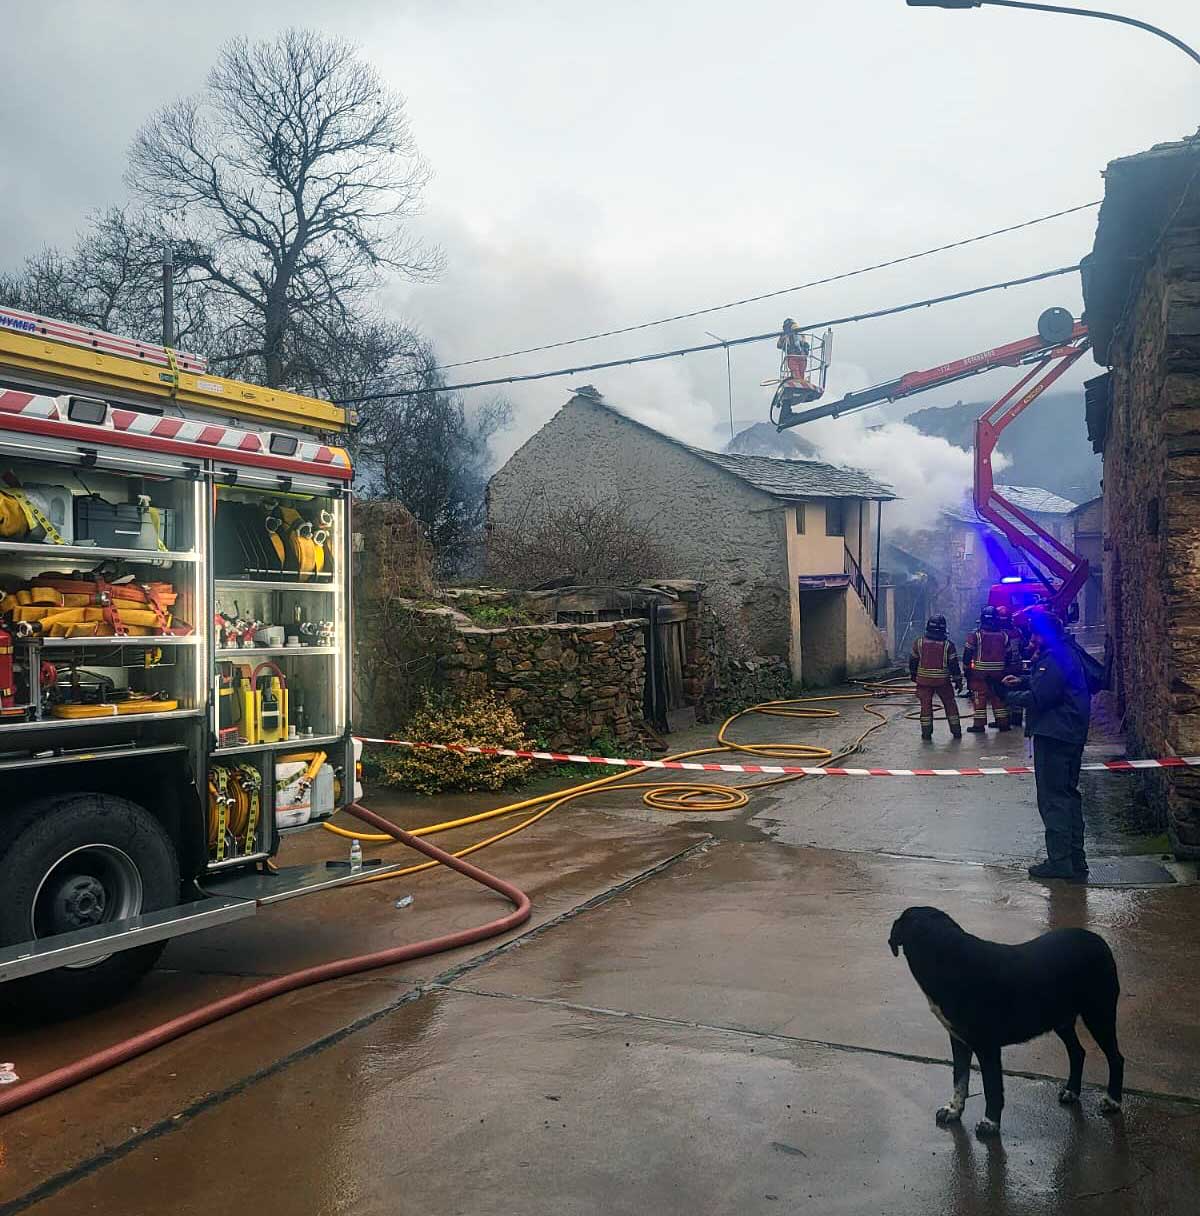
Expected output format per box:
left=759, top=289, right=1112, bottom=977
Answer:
left=825, top=498, right=845, bottom=537
left=794, top=504, right=806, bottom=534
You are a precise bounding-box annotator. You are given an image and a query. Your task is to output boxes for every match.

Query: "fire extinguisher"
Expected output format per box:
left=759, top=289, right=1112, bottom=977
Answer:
left=0, top=624, right=14, bottom=713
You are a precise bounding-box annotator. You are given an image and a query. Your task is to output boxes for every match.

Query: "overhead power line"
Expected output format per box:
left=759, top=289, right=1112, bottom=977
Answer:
left=432, top=201, right=1101, bottom=372
left=336, top=263, right=1082, bottom=404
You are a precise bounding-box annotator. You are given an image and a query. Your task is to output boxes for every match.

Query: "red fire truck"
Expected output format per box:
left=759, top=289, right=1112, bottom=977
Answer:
left=0, top=306, right=395, bottom=1016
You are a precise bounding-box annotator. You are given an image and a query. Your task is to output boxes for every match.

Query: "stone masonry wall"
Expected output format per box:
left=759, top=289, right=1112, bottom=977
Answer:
left=486, top=395, right=793, bottom=661
left=442, top=620, right=649, bottom=750
left=1105, top=223, right=1200, bottom=853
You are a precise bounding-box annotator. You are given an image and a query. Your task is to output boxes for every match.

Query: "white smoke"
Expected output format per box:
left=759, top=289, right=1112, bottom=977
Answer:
left=801, top=360, right=1007, bottom=533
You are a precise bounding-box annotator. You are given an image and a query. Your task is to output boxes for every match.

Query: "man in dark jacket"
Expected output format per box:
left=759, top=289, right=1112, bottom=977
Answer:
left=1003, top=608, right=1092, bottom=882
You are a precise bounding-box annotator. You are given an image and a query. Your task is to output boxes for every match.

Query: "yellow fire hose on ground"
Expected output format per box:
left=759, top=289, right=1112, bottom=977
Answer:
left=322, top=680, right=920, bottom=883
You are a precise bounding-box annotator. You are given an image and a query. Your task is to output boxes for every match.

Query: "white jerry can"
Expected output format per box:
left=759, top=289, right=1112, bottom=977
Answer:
left=275, top=751, right=335, bottom=829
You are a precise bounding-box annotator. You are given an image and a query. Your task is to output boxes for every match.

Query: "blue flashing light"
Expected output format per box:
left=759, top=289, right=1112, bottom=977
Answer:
left=1000, top=576, right=1023, bottom=584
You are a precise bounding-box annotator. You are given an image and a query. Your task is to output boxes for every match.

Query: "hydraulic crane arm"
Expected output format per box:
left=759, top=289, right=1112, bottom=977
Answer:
left=973, top=337, right=1092, bottom=616
left=775, top=316, right=1088, bottom=429
left=773, top=308, right=1093, bottom=618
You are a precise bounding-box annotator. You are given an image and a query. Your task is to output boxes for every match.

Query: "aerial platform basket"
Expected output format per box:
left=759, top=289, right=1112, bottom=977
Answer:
left=766, top=324, right=832, bottom=428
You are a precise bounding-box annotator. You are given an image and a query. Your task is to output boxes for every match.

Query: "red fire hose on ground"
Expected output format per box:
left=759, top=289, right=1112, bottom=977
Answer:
left=0, top=803, right=531, bottom=1119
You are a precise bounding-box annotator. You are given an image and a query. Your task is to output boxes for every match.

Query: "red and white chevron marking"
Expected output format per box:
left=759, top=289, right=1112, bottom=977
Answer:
left=0, top=305, right=207, bottom=371
left=0, top=389, right=350, bottom=476
left=356, top=737, right=1200, bottom=778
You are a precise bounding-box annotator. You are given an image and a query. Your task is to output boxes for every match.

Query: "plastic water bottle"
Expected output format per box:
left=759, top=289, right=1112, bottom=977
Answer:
left=349, top=838, right=363, bottom=873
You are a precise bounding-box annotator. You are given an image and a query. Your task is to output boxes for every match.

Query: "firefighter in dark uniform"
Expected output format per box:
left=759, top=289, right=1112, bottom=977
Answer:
left=995, top=604, right=1027, bottom=727
left=1003, top=608, right=1092, bottom=881
left=963, top=606, right=1015, bottom=732
left=908, top=614, right=963, bottom=741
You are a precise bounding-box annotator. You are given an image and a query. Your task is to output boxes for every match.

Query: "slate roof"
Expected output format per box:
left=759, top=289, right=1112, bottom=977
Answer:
left=995, top=485, right=1078, bottom=515
left=566, top=388, right=894, bottom=501
left=685, top=447, right=895, bottom=501
left=1081, top=135, right=1200, bottom=363
left=942, top=484, right=1078, bottom=524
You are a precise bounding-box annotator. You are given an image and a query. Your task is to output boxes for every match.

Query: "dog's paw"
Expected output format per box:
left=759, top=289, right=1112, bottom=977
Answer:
left=1058, top=1086, right=1080, bottom=1105
left=974, top=1118, right=1001, bottom=1140
left=935, top=1104, right=963, bottom=1126
left=1099, top=1096, right=1123, bottom=1116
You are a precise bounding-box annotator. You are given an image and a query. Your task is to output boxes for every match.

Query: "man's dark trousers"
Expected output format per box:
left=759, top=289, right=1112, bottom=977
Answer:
left=1033, top=734, right=1085, bottom=871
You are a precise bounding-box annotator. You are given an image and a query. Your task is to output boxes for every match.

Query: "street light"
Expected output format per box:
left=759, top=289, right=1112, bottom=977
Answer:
left=906, top=0, right=1200, bottom=67
left=705, top=331, right=736, bottom=440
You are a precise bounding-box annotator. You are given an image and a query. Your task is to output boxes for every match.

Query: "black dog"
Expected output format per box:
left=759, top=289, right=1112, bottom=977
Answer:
left=889, top=906, right=1124, bottom=1138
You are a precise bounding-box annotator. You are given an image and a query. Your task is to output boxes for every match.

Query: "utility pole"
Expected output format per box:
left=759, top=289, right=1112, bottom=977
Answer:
left=161, top=244, right=175, bottom=349
left=705, top=331, right=735, bottom=440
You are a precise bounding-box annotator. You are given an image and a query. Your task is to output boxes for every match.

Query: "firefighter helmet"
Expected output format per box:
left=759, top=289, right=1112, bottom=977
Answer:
left=995, top=604, right=1012, bottom=625
left=980, top=605, right=999, bottom=630
left=925, top=614, right=948, bottom=640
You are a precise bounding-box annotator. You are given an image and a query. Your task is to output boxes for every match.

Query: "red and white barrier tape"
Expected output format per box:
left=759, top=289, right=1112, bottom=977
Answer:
left=355, top=737, right=1200, bottom=778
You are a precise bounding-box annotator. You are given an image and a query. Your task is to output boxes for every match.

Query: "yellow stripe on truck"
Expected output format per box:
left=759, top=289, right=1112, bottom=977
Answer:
left=0, top=327, right=350, bottom=433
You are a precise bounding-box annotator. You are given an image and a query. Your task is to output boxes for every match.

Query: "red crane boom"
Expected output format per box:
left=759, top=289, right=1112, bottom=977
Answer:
left=775, top=309, right=1092, bottom=617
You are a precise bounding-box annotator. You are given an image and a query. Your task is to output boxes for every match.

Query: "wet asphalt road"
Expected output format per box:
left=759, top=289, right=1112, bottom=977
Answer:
left=2, top=693, right=1198, bottom=1214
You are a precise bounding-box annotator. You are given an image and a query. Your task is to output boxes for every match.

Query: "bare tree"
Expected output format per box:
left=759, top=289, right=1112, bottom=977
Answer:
left=127, top=29, right=440, bottom=387
left=354, top=340, right=512, bottom=570
left=0, top=207, right=214, bottom=350
left=487, top=498, right=669, bottom=588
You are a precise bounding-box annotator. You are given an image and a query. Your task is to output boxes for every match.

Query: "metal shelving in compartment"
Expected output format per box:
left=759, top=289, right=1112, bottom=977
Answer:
left=0, top=707, right=204, bottom=733
left=0, top=540, right=200, bottom=563
left=210, top=481, right=348, bottom=753
left=211, top=732, right=344, bottom=759
left=39, top=635, right=200, bottom=648
left=215, top=646, right=336, bottom=659
left=0, top=461, right=208, bottom=729
left=214, top=578, right=336, bottom=593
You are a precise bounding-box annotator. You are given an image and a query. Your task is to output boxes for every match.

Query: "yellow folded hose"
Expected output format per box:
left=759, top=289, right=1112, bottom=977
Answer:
left=323, top=683, right=915, bottom=883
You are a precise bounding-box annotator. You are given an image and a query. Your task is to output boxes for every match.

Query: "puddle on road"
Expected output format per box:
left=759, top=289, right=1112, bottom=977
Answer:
left=1080, top=772, right=1169, bottom=856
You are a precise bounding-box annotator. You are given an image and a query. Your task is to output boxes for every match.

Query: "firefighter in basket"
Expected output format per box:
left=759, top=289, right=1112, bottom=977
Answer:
left=773, top=319, right=821, bottom=412
left=908, top=614, right=963, bottom=741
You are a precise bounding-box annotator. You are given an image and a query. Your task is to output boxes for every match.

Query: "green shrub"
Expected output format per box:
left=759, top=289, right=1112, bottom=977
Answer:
left=468, top=602, right=534, bottom=627
left=376, top=690, right=534, bottom=795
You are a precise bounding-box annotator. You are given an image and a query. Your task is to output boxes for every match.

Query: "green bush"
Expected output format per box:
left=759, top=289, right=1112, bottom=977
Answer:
left=376, top=690, right=534, bottom=795
left=468, top=602, right=535, bottom=627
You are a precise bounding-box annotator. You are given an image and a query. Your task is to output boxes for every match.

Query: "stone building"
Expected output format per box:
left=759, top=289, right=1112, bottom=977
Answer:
left=1081, top=136, right=1200, bottom=855
left=1069, top=496, right=1105, bottom=632
left=930, top=485, right=1078, bottom=641
left=486, top=388, right=895, bottom=685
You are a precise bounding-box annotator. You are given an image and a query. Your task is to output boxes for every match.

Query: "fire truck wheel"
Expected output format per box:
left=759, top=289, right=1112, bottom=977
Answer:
left=0, top=793, right=180, bottom=1021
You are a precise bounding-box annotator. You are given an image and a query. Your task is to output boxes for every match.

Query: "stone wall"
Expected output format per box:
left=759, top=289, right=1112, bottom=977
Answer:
left=443, top=620, right=649, bottom=750
left=354, top=500, right=434, bottom=597
left=353, top=581, right=796, bottom=749
left=353, top=590, right=651, bottom=750
left=486, top=393, right=792, bottom=661
left=688, top=602, right=790, bottom=720
left=1100, top=224, right=1200, bottom=853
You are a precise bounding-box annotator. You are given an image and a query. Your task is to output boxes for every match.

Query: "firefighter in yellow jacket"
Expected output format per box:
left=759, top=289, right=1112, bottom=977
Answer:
left=963, top=605, right=1016, bottom=733
left=908, top=615, right=963, bottom=741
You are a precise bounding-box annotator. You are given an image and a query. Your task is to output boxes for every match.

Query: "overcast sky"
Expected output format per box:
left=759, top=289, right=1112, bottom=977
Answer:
left=2, top=0, right=1197, bottom=464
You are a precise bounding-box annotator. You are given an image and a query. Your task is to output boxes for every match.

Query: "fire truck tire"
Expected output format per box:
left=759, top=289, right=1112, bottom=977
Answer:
left=0, top=793, right=180, bottom=1021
